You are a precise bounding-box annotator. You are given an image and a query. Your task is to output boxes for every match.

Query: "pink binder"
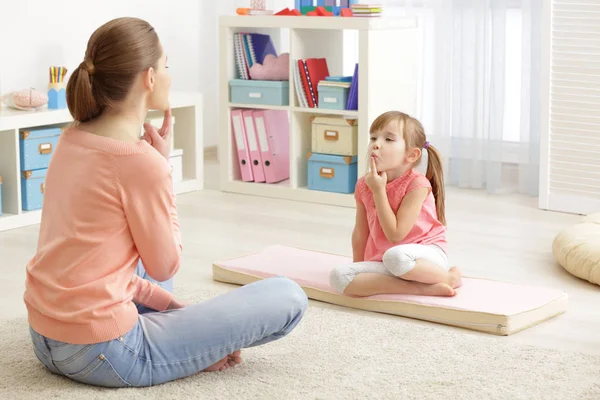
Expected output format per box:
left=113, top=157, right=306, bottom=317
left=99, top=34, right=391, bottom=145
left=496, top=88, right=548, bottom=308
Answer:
left=230, top=109, right=254, bottom=182
left=242, top=110, right=266, bottom=183
left=252, top=109, right=290, bottom=184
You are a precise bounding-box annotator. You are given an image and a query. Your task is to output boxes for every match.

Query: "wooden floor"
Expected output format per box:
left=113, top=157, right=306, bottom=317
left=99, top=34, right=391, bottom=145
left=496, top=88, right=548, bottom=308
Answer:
left=1, top=159, right=598, bottom=355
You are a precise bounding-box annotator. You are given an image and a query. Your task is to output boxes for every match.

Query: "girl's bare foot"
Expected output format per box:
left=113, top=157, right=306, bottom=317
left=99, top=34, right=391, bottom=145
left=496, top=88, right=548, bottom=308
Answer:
left=202, top=350, right=243, bottom=372
left=421, top=282, right=456, bottom=297
left=447, top=266, right=462, bottom=289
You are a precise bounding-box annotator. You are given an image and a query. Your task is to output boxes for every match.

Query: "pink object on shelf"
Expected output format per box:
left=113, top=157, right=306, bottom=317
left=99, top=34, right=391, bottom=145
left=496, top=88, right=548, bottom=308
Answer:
left=3, top=88, right=48, bottom=110
left=252, top=109, right=290, bottom=184
left=249, top=53, right=290, bottom=81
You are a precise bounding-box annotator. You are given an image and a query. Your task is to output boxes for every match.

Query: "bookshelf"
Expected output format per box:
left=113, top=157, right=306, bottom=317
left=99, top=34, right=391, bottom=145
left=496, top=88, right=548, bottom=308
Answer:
left=0, top=91, right=203, bottom=232
left=219, top=15, right=418, bottom=207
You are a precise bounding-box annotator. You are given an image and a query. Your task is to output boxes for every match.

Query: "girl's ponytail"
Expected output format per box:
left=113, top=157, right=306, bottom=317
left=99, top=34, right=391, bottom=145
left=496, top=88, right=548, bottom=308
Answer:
left=66, top=61, right=101, bottom=123
left=425, top=144, right=446, bottom=225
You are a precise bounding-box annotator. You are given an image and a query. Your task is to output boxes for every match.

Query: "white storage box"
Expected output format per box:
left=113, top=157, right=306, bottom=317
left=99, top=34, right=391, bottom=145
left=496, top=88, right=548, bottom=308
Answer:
left=169, top=149, right=183, bottom=183
left=311, top=116, right=358, bottom=156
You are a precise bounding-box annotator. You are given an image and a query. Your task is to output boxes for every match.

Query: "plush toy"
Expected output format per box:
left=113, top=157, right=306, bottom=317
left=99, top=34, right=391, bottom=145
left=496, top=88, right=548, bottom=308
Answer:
left=249, top=53, right=290, bottom=81
left=2, top=88, right=48, bottom=111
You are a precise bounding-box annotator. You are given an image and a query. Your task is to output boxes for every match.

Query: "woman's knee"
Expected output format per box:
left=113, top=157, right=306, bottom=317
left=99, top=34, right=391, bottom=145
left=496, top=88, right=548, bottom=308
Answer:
left=329, top=265, right=355, bottom=294
left=263, top=276, right=308, bottom=314
left=382, top=247, right=415, bottom=277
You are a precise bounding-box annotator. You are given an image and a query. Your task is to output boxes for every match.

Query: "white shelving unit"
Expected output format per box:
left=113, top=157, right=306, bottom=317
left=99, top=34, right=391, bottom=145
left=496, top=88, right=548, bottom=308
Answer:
left=219, top=15, right=418, bottom=207
left=0, top=91, right=203, bottom=232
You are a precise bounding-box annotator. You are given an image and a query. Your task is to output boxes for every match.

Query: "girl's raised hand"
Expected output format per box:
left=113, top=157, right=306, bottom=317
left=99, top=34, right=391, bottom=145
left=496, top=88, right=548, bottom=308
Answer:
left=142, top=109, right=172, bottom=160
left=365, top=157, right=387, bottom=193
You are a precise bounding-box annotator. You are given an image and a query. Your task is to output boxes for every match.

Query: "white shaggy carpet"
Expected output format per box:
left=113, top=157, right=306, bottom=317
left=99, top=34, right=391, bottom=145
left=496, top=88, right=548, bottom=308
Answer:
left=3, top=284, right=600, bottom=400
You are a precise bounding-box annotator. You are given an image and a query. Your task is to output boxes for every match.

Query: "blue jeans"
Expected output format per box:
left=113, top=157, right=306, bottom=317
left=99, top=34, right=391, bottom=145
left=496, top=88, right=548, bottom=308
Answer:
left=28, top=261, right=308, bottom=387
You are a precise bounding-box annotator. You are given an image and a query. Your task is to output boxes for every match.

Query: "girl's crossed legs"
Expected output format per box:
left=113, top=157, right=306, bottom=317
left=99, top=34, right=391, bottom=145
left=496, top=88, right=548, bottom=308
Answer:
left=329, top=244, right=462, bottom=297
left=29, top=261, right=308, bottom=388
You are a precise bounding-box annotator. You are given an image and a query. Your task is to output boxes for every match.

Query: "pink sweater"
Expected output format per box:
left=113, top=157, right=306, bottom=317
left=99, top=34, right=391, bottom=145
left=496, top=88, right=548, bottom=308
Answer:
left=24, top=127, right=181, bottom=345
left=355, top=169, right=447, bottom=262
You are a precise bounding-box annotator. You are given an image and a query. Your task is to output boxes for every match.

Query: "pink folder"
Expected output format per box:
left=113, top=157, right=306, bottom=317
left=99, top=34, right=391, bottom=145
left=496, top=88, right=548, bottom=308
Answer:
left=252, top=110, right=290, bottom=184
left=230, top=109, right=254, bottom=182
left=242, top=110, right=266, bottom=183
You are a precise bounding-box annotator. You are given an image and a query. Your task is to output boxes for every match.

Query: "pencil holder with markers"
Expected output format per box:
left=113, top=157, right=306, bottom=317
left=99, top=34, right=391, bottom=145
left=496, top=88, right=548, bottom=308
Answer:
left=48, top=66, right=67, bottom=109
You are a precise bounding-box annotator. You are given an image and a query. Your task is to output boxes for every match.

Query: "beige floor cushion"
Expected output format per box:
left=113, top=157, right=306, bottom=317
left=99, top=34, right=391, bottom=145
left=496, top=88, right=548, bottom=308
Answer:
left=553, top=213, right=600, bottom=286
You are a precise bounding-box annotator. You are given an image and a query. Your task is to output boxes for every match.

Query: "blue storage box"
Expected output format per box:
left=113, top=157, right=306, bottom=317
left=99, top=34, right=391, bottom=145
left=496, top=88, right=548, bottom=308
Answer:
left=20, top=127, right=62, bottom=171
left=21, top=168, right=47, bottom=211
left=318, top=84, right=350, bottom=110
left=308, top=153, right=358, bottom=194
left=230, top=79, right=289, bottom=106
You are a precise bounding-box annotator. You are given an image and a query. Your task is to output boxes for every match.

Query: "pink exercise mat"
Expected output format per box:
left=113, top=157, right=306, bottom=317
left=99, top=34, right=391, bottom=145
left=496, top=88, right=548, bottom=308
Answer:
left=213, top=245, right=568, bottom=335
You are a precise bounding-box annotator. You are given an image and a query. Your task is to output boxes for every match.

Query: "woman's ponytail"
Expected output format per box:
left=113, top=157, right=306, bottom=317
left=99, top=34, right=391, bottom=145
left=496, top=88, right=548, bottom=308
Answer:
left=425, top=144, right=446, bottom=225
left=66, top=60, right=101, bottom=123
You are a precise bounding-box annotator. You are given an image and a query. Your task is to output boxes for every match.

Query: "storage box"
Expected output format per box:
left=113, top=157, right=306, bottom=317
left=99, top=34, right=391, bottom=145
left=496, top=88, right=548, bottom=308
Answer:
left=318, top=84, right=349, bottom=110
left=307, top=153, right=357, bottom=194
left=21, top=169, right=47, bottom=211
left=169, top=149, right=183, bottom=183
left=230, top=79, right=289, bottom=106
left=19, top=127, right=62, bottom=171
left=311, top=116, right=358, bottom=156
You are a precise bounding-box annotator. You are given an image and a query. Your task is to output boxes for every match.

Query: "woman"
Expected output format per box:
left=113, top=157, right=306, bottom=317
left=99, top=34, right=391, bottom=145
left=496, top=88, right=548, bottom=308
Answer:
left=24, top=17, right=307, bottom=388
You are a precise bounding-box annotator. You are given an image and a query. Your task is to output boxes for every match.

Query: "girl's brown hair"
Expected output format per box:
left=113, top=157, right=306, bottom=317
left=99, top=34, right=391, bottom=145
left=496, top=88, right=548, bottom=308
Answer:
left=66, top=17, right=162, bottom=122
left=369, top=111, right=446, bottom=225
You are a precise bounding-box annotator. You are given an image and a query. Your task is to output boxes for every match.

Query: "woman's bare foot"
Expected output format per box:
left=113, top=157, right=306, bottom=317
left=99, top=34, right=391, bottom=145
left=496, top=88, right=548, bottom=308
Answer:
left=227, top=350, right=243, bottom=367
left=447, top=266, right=463, bottom=289
left=202, top=350, right=243, bottom=372
left=421, top=282, right=456, bottom=297
left=202, top=356, right=230, bottom=372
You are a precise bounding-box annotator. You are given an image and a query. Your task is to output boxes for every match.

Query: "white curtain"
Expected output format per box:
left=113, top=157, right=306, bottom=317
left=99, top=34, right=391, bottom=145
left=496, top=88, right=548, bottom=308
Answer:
left=381, top=0, right=541, bottom=196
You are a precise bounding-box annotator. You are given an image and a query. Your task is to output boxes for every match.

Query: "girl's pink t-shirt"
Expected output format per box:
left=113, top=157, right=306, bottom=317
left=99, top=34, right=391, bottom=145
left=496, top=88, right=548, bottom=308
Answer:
left=354, top=169, right=447, bottom=262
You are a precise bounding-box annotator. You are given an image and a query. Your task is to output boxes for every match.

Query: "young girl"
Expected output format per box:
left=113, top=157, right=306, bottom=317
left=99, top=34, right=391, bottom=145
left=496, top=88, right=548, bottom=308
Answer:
left=330, top=111, right=462, bottom=297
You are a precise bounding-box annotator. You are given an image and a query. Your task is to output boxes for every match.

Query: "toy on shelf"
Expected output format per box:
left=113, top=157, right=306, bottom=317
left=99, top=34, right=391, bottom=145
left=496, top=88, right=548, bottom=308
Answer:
left=48, top=66, right=67, bottom=109
left=341, top=8, right=353, bottom=17
left=237, top=8, right=274, bottom=15
left=249, top=53, right=290, bottom=80
left=2, top=88, right=48, bottom=111
left=275, top=7, right=302, bottom=15
left=270, top=1, right=382, bottom=17
left=306, top=6, right=333, bottom=16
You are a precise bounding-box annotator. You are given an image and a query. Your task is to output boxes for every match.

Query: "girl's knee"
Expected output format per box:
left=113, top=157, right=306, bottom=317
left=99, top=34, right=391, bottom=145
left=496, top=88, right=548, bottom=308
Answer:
left=382, top=248, right=415, bottom=277
left=329, top=265, right=355, bottom=294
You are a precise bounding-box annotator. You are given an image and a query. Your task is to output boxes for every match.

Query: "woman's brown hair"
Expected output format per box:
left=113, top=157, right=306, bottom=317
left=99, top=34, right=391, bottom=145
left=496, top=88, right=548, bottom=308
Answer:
left=66, top=17, right=162, bottom=122
left=369, top=111, right=446, bottom=225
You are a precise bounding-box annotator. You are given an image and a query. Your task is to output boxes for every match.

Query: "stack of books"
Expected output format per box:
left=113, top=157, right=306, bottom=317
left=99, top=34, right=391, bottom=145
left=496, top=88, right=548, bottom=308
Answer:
left=234, top=33, right=277, bottom=80
left=350, top=4, right=383, bottom=17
